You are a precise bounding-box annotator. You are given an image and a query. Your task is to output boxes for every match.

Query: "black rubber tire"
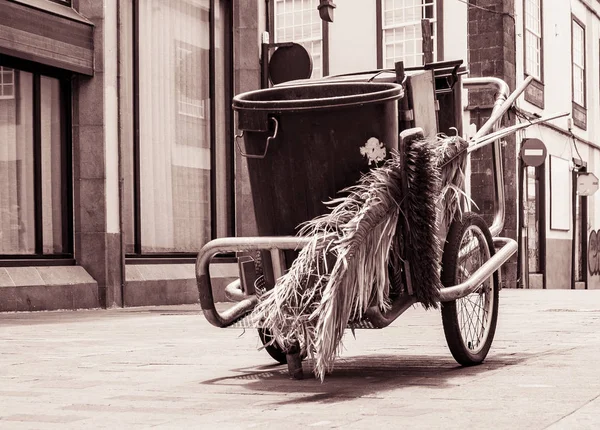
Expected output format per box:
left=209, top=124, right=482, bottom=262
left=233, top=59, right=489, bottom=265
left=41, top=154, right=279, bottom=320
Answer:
left=440, top=212, right=499, bottom=366
left=257, top=328, right=288, bottom=365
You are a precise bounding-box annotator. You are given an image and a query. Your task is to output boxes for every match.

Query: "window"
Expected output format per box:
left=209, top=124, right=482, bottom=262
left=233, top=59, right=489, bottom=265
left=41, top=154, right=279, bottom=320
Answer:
left=128, top=0, right=231, bottom=255
left=572, top=17, right=586, bottom=129
left=380, top=0, right=437, bottom=68
left=524, top=0, right=542, bottom=79
left=0, top=67, right=14, bottom=99
left=274, top=0, right=325, bottom=78
left=572, top=19, right=585, bottom=107
left=0, top=64, right=71, bottom=256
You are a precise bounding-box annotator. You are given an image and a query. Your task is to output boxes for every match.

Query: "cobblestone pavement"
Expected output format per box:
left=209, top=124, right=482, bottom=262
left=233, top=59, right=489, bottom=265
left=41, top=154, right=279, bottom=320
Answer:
left=1, top=290, right=600, bottom=429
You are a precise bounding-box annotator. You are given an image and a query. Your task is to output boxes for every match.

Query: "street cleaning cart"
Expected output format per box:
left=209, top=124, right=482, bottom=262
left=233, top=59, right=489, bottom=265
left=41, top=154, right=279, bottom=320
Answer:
left=195, top=60, right=567, bottom=380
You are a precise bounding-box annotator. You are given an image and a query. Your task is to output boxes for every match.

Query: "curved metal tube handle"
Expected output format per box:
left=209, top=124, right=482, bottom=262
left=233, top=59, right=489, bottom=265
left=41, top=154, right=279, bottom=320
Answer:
left=235, top=117, right=279, bottom=159
left=438, top=236, right=517, bottom=302
left=195, top=236, right=309, bottom=328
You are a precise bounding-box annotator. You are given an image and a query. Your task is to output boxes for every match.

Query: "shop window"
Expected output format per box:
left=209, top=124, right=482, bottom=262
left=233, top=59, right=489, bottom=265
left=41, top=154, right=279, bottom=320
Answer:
left=379, top=0, right=437, bottom=68
left=0, top=64, right=71, bottom=258
left=127, top=0, right=231, bottom=255
left=273, top=0, right=325, bottom=78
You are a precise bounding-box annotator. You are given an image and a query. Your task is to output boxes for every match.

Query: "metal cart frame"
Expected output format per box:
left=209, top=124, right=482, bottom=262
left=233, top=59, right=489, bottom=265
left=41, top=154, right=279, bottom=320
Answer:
left=194, top=69, right=568, bottom=375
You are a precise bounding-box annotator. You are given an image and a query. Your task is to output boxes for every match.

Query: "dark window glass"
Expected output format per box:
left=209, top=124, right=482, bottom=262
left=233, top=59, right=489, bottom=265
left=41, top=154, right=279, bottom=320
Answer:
left=0, top=64, right=70, bottom=256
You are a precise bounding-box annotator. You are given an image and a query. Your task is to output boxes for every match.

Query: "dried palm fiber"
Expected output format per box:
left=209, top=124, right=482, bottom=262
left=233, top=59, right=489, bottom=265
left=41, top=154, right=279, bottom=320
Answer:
left=435, top=134, right=471, bottom=236
left=251, top=134, right=468, bottom=381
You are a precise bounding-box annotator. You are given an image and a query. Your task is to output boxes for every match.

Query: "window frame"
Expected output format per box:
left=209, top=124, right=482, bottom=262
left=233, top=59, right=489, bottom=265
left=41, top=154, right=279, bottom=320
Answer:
left=572, top=16, right=586, bottom=107
left=523, top=0, right=543, bottom=81
left=376, top=0, right=443, bottom=69
left=0, top=67, right=15, bottom=100
left=269, top=0, right=329, bottom=79
left=571, top=15, right=587, bottom=130
left=522, top=0, right=545, bottom=108
left=0, top=55, right=74, bottom=265
left=129, top=0, right=233, bottom=260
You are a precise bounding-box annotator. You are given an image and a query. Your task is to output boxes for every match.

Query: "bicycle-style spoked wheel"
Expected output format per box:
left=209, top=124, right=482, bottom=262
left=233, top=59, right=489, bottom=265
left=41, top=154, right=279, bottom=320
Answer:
left=440, top=212, right=499, bottom=366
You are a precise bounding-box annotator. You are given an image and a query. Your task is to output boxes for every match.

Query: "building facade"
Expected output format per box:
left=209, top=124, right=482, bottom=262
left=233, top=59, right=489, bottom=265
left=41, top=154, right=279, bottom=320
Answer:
left=512, top=0, right=600, bottom=290
left=0, top=0, right=241, bottom=311
left=264, top=0, right=600, bottom=289
left=243, top=0, right=600, bottom=291
left=1, top=0, right=597, bottom=312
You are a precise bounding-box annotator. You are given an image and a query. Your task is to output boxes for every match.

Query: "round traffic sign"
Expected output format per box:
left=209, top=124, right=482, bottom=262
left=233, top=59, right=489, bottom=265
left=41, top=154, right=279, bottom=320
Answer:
left=520, top=138, right=547, bottom=167
left=268, top=43, right=313, bottom=85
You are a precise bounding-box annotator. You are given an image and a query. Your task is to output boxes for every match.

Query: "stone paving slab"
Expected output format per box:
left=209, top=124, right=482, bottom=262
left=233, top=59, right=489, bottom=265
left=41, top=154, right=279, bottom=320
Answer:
left=1, top=290, right=600, bottom=429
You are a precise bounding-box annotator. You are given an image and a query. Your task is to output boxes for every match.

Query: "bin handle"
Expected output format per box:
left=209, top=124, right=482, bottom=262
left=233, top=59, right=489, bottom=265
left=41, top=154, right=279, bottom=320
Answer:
left=235, top=117, right=279, bottom=159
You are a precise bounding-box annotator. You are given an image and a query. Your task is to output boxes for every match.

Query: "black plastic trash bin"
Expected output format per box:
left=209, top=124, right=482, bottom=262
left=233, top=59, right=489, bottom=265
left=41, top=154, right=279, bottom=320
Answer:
left=233, top=82, right=404, bottom=241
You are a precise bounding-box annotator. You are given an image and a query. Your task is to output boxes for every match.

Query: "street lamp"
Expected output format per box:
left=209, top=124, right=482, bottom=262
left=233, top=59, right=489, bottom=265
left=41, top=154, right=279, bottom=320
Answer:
left=317, top=0, right=336, bottom=22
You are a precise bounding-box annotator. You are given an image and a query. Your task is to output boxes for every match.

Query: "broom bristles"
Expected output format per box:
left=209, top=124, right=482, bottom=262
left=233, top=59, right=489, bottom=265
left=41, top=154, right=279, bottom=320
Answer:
left=435, top=135, right=471, bottom=234
left=251, top=134, right=469, bottom=381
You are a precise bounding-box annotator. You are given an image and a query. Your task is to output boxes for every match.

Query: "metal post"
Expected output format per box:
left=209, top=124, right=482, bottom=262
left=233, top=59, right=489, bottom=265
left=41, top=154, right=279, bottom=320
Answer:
left=421, top=19, right=433, bottom=64
left=270, top=249, right=287, bottom=281
left=261, top=32, right=270, bottom=89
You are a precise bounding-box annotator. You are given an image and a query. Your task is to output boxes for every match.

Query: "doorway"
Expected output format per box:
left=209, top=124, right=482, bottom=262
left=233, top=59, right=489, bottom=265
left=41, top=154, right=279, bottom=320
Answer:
left=572, top=165, right=588, bottom=289
left=521, top=163, right=546, bottom=289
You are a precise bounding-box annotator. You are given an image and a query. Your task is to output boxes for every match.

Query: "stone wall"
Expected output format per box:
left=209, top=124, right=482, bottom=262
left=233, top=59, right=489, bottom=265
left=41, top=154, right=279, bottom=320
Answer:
left=467, top=0, right=518, bottom=288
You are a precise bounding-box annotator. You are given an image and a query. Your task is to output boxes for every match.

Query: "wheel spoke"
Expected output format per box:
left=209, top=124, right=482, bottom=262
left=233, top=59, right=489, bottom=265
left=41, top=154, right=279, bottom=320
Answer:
left=474, top=296, right=484, bottom=340
left=456, top=228, right=494, bottom=352
left=459, top=300, right=472, bottom=343
left=464, top=288, right=488, bottom=345
left=460, top=296, right=479, bottom=348
left=470, top=296, right=482, bottom=344
left=442, top=215, right=497, bottom=363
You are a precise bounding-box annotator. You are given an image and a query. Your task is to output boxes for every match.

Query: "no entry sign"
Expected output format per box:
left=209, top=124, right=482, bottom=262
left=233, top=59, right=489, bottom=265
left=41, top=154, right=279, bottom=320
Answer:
left=520, top=138, right=547, bottom=167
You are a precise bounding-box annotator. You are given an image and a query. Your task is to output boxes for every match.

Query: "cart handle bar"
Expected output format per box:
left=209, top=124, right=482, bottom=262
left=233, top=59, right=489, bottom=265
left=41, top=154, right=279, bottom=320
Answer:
left=361, top=236, right=515, bottom=324
left=196, top=236, right=310, bottom=328
left=438, top=236, right=517, bottom=302
left=196, top=235, right=516, bottom=328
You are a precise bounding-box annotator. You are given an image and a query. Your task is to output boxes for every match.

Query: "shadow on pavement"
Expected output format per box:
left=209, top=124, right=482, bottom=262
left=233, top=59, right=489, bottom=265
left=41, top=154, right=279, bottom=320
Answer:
left=201, top=352, right=531, bottom=404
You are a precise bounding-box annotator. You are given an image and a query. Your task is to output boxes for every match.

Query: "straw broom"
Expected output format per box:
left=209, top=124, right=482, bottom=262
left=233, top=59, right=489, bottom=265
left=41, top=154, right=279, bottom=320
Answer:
left=436, top=134, right=471, bottom=236
left=251, top=134, right=469, bottom=381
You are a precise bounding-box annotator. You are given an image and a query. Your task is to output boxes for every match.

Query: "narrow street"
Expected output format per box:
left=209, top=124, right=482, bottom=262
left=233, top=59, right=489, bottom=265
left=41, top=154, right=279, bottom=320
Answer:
left=1, top=289, right=600, bottom=429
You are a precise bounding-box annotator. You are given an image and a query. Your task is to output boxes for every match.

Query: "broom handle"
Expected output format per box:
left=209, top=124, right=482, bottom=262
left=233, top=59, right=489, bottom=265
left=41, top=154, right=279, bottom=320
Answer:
left=462, top=76, right=559, bottom=237
left=468, top=76, right=533, bottom=140
left=467, top=111, right=570, bottom=154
